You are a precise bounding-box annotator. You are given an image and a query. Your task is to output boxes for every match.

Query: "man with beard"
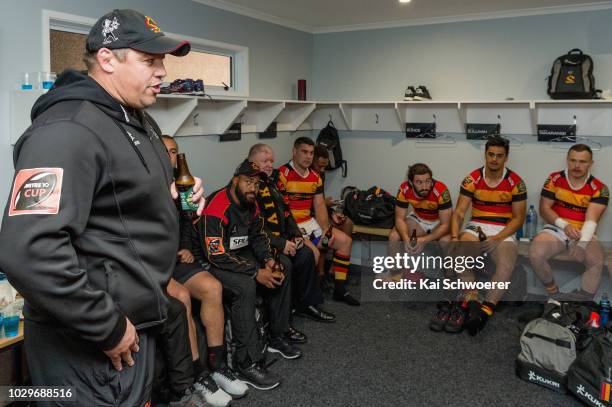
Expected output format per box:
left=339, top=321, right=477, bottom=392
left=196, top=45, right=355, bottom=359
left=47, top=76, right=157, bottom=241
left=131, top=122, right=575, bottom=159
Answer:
left=447, top=137, right=527, bottom=336
left=202, top=159, right=301, bottom=391
left=277, top=137, right=360, bottom=306
left=529, top=144, right=608, bottom=301
left=389, top=163, right=453, bottom=254
left=248, top=143, right=336, bottom=327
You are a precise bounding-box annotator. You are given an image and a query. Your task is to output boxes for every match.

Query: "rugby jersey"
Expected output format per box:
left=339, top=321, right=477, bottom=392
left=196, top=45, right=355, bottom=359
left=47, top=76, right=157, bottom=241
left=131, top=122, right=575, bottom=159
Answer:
left=541, top=170, right=609, bottom=228
left=460, top=167, right=527, bottom=226
left=395, top=180, right=452, bottom=221
left=277, top=161, right=324, bottom=223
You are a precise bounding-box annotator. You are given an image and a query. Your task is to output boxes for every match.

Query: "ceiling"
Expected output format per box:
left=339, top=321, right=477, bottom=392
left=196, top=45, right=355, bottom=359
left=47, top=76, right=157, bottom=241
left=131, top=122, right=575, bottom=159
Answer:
left=193, top=0, right=612, bottom=33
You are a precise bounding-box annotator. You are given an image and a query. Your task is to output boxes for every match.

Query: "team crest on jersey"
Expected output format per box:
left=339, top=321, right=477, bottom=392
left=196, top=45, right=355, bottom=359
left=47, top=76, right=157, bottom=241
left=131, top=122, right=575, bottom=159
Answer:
left=462, top=176, right=474, bottom=188
left=441, top=189, right=451, bottom=203
left=600, top=185, right=610, bottom=199
left=9, top=168, right=63, bottom=216
left=206, top=237, right=225, bottom=255
left=517, top=180, right=527, bottom=194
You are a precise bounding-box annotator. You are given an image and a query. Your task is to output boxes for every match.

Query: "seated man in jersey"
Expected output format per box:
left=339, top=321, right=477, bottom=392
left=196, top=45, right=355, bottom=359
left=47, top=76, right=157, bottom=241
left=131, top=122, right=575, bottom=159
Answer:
left=202, top=159, right=301, bottom=391
left=529, top=144, right=609, bottom=301
left=447, top=137, right=527, bottom=335
left=389, top=163, right=452, bottom=258
left=277, top=137, right=360, bottom=306
left=249, top=143, right=335, bottom=325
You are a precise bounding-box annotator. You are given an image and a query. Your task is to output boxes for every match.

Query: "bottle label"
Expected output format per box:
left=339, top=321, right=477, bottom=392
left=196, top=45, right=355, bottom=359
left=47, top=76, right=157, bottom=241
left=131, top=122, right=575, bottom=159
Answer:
left=179, top=187, right=198, bottom=211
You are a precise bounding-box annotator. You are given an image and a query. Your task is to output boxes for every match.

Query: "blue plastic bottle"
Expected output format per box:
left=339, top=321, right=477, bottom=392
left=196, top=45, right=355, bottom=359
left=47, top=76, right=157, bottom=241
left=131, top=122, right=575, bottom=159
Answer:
left=526, top=205, right=538, bottom=240
left=600, top=292, right=610, bottom=327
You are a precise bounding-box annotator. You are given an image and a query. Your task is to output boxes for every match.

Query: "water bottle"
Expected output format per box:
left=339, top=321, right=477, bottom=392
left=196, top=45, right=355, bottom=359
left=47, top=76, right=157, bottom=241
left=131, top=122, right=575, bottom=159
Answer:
left=0, top=272, right=12, bottom=308
left=526, top=205, right=538, bottom=240
left=600, top=292, right=611, bottom=327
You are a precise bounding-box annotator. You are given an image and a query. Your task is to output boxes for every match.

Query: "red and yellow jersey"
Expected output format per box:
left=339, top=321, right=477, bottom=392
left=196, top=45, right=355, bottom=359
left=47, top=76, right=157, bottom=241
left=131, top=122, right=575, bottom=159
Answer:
left=541, top=171, right=609, bottom=228
left=395, top=180, right=452, bottom=221
left=460, top=167, right=527, bottom=226
left=277, top=162, right=324, bottom=223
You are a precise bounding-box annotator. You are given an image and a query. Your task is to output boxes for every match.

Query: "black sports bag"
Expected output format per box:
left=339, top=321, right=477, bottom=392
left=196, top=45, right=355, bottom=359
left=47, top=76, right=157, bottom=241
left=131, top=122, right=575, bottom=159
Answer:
left=316, top=120, right=347, bottom=177
left=547, top=49, right=597, bottom=99
left=344, top=186, right=395, bottom=229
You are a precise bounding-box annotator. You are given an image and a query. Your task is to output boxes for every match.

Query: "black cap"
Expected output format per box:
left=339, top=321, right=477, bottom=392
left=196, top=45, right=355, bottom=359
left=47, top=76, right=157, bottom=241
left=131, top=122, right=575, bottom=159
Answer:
left=234, top=159, right=267, bottom=179
left=86, top=9, right=190, bottom=56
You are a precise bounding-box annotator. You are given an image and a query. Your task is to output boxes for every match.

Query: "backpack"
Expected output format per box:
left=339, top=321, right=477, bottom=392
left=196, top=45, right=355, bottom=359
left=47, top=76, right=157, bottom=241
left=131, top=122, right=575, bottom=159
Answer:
left=316, top=121, right=347, bottom=177
left=516, top=300, right=593, bottom=393
left=344, top=186, right=395, bottom=229
left=547, top=49, right=597, bottom=99
left=567, top=328, right=612, bottom=407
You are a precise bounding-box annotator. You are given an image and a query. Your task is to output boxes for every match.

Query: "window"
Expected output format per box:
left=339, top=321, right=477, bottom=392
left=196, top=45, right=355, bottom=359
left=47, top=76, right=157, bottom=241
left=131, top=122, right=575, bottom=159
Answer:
left=43, top=10, right=249, bottom=97
left=164, top=50, right=232, bottom=88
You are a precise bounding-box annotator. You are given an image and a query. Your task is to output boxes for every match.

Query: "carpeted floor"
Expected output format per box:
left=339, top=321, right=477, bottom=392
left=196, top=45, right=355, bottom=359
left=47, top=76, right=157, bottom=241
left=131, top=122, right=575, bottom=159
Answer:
left=234, top=278, right=582, bottom=407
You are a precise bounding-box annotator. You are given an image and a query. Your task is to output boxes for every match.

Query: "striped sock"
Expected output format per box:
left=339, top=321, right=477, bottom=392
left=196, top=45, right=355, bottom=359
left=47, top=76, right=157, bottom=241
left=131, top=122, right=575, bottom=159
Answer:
left=332, top=252, right=351, bottom=281
left=544, top=281, right=558, bottom=295
left=464, top=290, right=479, bottom=303
left=481, top=301, right=495, bottom=317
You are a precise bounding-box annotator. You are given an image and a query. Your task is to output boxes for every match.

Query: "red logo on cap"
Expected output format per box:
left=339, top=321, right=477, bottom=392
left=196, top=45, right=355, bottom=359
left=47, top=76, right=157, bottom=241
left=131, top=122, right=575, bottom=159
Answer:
left=145, top=16, right=160, bottom=33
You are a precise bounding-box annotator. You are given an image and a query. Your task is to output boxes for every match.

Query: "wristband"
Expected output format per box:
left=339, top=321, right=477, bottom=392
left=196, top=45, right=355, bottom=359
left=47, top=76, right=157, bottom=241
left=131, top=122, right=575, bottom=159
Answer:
left=554, top=217, right=569, bottom=230
left=578, top=220, right=597, bottom=248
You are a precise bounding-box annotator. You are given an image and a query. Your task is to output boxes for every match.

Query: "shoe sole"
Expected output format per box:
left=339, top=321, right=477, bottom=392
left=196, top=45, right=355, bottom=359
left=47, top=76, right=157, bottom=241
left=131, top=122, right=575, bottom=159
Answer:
left=429, top=321, right=446, bottom=332
left=295, top=312, right=336, bottom=323
left=212, top=380, right=248, bottom=400
left=332, top=297, right=360, bottom=306
left=403, top=97, right=414, bottom=101
left=266, top=346, right=302, bottom=360
left=240, top=379, right=281, bottom=391
left=413, top=96, right=431, bottom=101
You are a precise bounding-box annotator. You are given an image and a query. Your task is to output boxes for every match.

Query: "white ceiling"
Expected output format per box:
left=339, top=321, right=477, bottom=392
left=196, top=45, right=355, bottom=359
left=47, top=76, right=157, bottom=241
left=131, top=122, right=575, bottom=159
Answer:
left=194, top=0, right=612, bottom=33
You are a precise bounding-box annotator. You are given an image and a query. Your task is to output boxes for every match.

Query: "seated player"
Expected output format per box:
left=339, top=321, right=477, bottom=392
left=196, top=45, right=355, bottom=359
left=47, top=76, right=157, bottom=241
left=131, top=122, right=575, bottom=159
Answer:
left=443, top=137, right=527, bottom=335
left=202, top=159, right=301, bottom=391
left=389, top=163, right=452, bottom=256
left=249, top=143, right=336, bottom=325
left=162, top=135, right=247, bottom=398
left=529, top=144, right=609, bottom=301
left=277, top=137, right=360, bottom=306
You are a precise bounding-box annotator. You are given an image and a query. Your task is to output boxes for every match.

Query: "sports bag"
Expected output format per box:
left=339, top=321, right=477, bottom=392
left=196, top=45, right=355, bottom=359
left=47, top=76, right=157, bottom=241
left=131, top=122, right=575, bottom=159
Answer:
left=516, top=300, right=592, bottom=392
left=344, top=186, right=395, bottom=229
left=547, top=49, right=597, bottom=99
left=567, top=328, right=612, bottom=407
left=316, top=120, right=347, bottom=177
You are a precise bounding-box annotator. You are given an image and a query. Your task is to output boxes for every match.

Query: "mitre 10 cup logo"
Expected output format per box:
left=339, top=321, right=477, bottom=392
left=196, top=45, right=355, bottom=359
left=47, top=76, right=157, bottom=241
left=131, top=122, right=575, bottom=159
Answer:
left=9, top=168, right=63, bottom=216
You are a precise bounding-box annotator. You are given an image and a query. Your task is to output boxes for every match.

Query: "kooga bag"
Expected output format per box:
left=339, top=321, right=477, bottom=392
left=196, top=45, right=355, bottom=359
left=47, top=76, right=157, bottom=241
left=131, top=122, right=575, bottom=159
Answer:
left=344, top=186, right=395, bottom=229
left=547, top=48, right=597, bottom=99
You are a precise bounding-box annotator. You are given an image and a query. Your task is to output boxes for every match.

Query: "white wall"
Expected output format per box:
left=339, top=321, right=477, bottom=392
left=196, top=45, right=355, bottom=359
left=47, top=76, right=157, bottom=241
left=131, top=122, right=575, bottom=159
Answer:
left=313, top=10, right=612, bottom=101
left=0, top=0, right=313, bottom=215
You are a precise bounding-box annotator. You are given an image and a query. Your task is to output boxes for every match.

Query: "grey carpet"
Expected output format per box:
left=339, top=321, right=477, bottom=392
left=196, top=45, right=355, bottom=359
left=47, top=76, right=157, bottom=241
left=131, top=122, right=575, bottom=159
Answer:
left=235, top=284, right=582, bottom=406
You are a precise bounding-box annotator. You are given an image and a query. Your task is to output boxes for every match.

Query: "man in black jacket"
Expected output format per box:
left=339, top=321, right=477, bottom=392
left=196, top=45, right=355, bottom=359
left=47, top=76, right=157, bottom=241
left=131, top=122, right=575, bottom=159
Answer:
left=0, top=9, right=202, bottom=406
left=202, top=159, right=302, bottom=391
left=249, top=144, right=335, bottom=325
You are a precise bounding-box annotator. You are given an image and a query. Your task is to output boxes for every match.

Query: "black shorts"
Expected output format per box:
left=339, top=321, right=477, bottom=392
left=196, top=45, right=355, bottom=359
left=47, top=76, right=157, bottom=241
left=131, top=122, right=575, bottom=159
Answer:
left=173, top=261, right=204, bottom=284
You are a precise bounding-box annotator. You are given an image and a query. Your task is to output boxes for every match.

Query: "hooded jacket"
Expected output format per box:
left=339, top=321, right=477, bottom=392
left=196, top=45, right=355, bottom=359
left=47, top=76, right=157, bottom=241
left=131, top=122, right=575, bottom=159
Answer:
left=0, top=70, right=179, bottom=350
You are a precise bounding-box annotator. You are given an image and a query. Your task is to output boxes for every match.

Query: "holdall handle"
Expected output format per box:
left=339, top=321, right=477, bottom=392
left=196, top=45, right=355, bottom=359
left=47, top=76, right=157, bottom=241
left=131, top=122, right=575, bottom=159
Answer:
left=567, top=48, right=584, bottom=55
left=341, top=160, right=347, bottom=178
left=327, top=120, right=336, bottom=129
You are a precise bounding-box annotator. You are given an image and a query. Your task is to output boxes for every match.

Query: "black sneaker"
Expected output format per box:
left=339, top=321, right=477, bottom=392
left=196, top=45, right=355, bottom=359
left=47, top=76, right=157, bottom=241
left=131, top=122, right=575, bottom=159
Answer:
left=429, top=300, right=452, bottom=332
left=444, top=302, right=467, bottom=333
left=296, top=305, right=336, bottom=323
left=414, top=85, right=432, bottom=101
left=236, top=362, right=281, bottom=390
left=464, top=300, right=489, bottom=336
left=287, top=326, right=308, bottom=344
left=333, top=290, right=361, bottom=306
left=267, top=336, right=303, bottom=359
left=404, top=86, right=416, bottom=101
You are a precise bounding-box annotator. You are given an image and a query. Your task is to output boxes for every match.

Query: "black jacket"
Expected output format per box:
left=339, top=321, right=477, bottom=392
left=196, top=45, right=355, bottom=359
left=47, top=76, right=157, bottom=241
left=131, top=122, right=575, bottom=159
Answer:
left=202, top=186, right=273, bottom=276
left=256, top=170, right=302, bottom=251
left=0, top=70, right=179, bottom=350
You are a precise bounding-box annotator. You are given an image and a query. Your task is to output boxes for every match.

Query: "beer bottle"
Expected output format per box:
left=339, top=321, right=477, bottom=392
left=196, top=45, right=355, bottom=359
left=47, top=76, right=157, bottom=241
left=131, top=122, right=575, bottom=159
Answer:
left=175, top=153, right=198, bottom=220
left=271, top=248, right=284, bottom=279
left=409, top=229, right=418, bottom=248
left=477, top=226, right=487, bottom=242
left=321, top=225, right=333, bottom=248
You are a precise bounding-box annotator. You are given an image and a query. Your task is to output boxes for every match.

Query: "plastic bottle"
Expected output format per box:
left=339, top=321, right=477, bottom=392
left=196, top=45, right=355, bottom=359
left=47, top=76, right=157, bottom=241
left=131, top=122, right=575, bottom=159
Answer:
left=0, top=272, right=12, bottom=309
left=526, top=205, right=538, bottom=240
left=600, top=292, right=610, bottom=327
